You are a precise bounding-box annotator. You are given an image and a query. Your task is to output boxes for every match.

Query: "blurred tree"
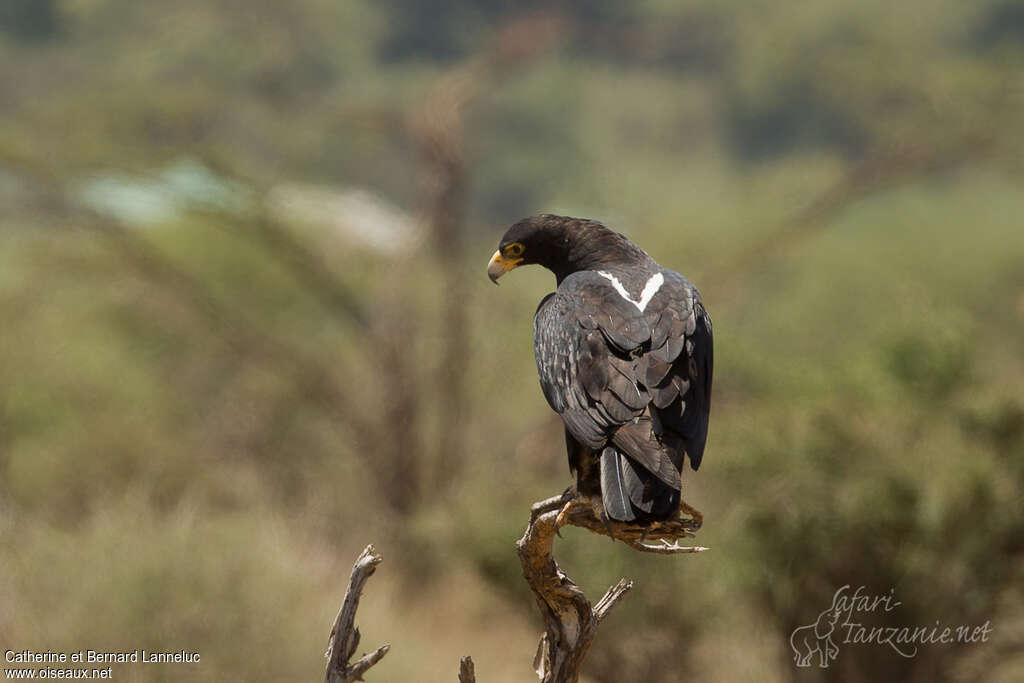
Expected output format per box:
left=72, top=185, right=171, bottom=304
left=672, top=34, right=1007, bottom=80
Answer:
left=734, top=397, right=1024, bottom=681
left=376, top=0, right=621, bottom=62
left=0, top=0, right=60, bottom=41
left=973, top=0, right=1024, bottom=49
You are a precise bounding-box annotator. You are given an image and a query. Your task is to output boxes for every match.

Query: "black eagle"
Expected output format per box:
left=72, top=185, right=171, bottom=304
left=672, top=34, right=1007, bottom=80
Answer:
left=488, top=214, right=712, bottom=523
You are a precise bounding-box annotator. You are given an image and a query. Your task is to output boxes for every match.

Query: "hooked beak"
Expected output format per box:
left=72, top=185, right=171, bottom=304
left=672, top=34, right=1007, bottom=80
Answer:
left=487, top=250, right=522, bottom=284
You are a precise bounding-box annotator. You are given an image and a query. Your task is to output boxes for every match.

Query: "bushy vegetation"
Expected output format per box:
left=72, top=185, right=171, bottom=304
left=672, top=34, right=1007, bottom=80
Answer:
left=1, top=1, right=1022, bottom=681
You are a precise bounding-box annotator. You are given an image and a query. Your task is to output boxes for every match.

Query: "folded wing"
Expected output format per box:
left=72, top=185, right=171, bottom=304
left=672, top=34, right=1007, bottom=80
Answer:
left=534, top=270, right=713, bottom=521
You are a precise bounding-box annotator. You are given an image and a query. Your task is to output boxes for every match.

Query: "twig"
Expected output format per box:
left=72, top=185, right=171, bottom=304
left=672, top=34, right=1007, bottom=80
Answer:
left=623, top=539, right=709, bottom=554
left=324, top=545, right=390, bottom=683
left=458, top=656, right=476, bottom=683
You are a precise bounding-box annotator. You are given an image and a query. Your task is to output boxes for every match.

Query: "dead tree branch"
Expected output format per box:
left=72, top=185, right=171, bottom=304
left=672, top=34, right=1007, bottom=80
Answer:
left=458, top=656, right=476, bottom=683
left=319, top=496, right=701, bottom=682
left=324, top=545, right=390, bottom=683
left=556, top=497, right=706, bottom=555
left=323, top=545, right=479, bottom=682
left=517, top=493, right=704, bottom=682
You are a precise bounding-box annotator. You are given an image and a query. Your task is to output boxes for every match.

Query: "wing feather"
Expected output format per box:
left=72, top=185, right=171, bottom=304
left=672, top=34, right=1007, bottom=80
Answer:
left=534, top=268, right=713, bottom=520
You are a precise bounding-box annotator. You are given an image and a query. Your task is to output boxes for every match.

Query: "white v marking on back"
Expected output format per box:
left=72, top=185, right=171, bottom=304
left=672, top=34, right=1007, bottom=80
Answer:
left=597, top=271, right=664, bottom=312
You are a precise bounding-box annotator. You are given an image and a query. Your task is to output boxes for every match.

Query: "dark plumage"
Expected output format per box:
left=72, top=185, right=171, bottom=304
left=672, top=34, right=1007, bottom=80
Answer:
left=488, top=214, right=713, bottom=523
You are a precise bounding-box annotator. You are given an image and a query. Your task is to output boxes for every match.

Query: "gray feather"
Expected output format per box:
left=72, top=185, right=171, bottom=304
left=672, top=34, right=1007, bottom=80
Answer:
left=600, top=447, right=634, bottom=522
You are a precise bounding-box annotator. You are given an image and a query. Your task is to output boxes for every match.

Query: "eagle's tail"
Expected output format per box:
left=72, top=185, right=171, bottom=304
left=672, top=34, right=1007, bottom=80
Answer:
left=599, top=446, right=681, bottom=523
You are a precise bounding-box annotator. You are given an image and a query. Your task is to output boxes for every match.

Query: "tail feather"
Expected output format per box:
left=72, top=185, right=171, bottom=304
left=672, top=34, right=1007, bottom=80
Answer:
left=599, top=447, right=634, bottom=522
left=611, top=417, right=681, bottom=489
left=600, top=447, right=682, bottom=522
left=620, top=456, right=658, bottom=516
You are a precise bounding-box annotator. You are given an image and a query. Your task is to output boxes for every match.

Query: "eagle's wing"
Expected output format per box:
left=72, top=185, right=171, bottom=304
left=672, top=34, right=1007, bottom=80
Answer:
left=533, top=272, right=650, bottom=447
left=533, top=269, right=712, bottom=521
left=641, top=270, right=713, bottom=471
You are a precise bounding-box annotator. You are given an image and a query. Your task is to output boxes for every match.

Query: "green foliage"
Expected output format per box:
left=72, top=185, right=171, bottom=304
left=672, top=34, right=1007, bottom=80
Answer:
left=1, top=1, right=1023, bottom=681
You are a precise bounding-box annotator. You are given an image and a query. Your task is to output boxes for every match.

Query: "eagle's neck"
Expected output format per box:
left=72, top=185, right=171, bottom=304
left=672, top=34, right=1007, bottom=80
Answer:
left=553, top=231, right=658, bottom=291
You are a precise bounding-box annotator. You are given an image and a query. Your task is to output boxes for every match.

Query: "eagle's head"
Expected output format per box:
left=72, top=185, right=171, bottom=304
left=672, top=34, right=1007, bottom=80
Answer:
left=487, top=214, right=649, bottom=284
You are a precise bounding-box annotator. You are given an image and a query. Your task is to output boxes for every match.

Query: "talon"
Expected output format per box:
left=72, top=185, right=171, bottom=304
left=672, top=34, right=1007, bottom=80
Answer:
left=554, top=500, right=575, bottom=530
left=599, top=512, right=617, bottom=542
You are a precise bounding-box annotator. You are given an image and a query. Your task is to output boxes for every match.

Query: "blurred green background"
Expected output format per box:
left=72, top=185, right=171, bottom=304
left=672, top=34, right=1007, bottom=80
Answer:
left=1, top=1, right=1023, bottom=681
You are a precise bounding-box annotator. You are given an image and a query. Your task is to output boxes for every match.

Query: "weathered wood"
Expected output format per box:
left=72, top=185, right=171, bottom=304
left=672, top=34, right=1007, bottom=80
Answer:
left=458, top=655, right=476, bottom=683
left=321, top=494, right=703, bottom=683
left=324, top=545, right=390, bottom=683
left=559, top=498, right=707, bottom=555
left=517, top=493, right=704, bottom=682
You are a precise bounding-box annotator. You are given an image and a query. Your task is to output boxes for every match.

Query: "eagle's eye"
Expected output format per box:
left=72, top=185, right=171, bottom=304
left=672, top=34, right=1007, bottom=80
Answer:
left=504, top=242, right=525, bottom=258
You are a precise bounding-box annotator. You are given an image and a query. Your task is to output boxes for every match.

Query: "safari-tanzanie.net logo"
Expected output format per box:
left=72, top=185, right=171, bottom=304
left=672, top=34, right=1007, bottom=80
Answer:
left=789, top=585, right=993, bottom=668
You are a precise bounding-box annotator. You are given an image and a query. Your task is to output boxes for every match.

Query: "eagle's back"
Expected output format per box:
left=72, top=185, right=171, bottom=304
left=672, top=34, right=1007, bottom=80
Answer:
left=533, top=266, right=712, bottom=522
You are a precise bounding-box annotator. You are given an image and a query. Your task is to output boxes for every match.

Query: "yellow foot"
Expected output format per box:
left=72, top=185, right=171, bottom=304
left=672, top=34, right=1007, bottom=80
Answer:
left=554, top=499, right=578, bottom=530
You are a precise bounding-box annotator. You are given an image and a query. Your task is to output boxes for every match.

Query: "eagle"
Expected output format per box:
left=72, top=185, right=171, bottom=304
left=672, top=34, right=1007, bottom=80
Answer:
left=488, top=214, right=712, bottom=523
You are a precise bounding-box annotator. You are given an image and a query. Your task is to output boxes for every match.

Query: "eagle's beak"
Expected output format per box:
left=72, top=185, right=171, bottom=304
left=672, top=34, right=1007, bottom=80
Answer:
left=487, top=250, right=522, bottom=284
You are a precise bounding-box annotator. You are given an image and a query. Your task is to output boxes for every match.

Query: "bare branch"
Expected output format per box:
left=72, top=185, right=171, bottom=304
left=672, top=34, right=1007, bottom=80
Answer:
left=517, top=505, right=626, bottom=683
left=458, top=656, right=476, bottom=683
left=623, top=539, right=709, bottom=555
left=517, top=495, right=704, bottom=682
left=593, top=579, right=633, bottom=622
left=558, top=498, right=703, bottom=546
left=325, top=545, right=390, bottom=683
left=315, top=497, right=700, bottom=682
left=345, top=645, right=391, bottom=682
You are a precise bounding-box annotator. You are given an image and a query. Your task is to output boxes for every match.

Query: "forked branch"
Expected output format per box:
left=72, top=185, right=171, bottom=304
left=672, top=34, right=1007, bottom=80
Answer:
left=517, top=493, right=705, bottom=682
left=322, top=495, right=703, bottom=683
left=458, top=656, right=477, bottom=683
left=323, top=545, right=476, bottom=682
left=324, top=545, right=390, bottom=683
